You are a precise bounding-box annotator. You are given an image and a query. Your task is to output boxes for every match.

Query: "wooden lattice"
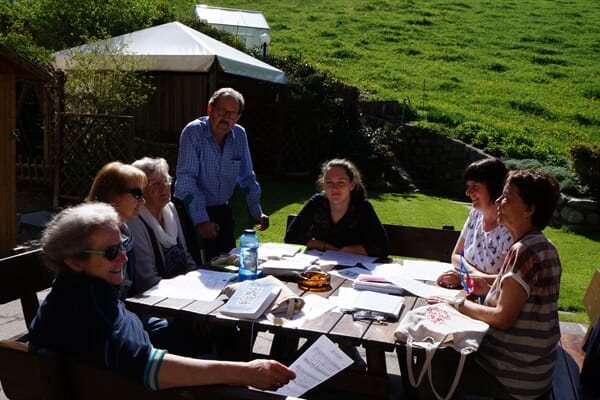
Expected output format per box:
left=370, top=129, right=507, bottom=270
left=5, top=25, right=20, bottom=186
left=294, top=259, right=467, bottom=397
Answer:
left=58, top=113, right=134, bottom=204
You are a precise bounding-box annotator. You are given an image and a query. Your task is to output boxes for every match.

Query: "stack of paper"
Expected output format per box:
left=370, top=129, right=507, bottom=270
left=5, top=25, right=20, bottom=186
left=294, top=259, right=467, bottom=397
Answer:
left=260, top=258, right=312, bottom=276
left=350, top=290, right=405, bottom=320
left=258, top=242, right=303, bottom=259
left=353, top=280, right=404, bottom=295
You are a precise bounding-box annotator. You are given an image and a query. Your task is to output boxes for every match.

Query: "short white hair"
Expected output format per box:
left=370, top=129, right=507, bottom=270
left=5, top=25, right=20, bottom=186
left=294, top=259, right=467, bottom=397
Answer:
left=41, top=202, right=120, bottom=273
left=132, top=157, right=169, bottom=178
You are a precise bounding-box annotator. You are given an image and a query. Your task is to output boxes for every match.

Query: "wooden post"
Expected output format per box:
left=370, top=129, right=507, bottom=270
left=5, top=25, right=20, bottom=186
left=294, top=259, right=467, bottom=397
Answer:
left=0, top=74, right=17, bottom=257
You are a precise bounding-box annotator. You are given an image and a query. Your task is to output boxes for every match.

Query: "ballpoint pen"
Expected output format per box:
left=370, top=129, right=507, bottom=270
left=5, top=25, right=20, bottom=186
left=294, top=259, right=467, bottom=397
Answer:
left=459, top=255, right=474, bottom=294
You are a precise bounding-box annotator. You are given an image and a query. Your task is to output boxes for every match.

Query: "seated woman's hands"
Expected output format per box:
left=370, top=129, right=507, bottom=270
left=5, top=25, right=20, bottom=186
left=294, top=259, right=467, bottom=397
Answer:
left=437, top=270, right=462, bottom=289
left=470, top=276, right=491, bottom=297
left=437, top=270, right=491, bottom=297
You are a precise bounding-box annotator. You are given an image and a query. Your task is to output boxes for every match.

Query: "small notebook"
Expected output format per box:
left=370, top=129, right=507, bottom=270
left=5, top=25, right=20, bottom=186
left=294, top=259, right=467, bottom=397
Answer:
left=351, top=290, right=405, bottom=320
left=220, top=280, right=281, bottom=320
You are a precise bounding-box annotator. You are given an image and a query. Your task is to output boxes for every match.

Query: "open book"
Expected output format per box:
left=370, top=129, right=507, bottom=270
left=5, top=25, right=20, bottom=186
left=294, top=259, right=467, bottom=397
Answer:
left=220, top=280, right=281, bottom=320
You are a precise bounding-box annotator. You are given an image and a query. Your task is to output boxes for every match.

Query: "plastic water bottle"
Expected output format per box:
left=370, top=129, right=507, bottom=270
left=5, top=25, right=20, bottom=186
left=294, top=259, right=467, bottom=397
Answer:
left=239, top=229, right=259, bottom=281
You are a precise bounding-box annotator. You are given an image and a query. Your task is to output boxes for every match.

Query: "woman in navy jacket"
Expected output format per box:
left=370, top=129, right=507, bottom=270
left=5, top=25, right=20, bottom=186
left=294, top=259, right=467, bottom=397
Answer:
left=29, top=202, right=294, bottom=392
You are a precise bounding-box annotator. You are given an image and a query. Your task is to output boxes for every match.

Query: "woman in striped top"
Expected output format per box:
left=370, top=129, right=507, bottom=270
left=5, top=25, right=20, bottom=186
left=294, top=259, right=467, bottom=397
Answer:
left=428, top=169, right=561, bottom=400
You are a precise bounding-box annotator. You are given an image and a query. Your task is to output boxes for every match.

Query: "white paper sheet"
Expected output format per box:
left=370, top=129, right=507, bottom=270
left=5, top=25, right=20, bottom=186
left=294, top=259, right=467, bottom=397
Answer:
left=328, top=266, right=369, bottom=281
left=362, top=259, right=454, bottom=282
left=258, top=242, right=303, bottom=258
left=282, top=294, right=337, bottom=328
left=141, top=269, right=236, bottom=301
left=386, top=275, right=461, bottom=298
left=266, top=334, right=353, bottom=397
left=230, top=243, right=304, bottom=260
left=314, top=250, right=378, bottom=267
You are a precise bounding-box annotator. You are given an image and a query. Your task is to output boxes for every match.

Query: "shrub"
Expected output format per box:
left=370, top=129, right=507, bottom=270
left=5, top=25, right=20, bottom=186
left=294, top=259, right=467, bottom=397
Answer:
left=504, top=158, right=583, bottom=196
left=569, top=142, right=600, bottom=197
left=62, top=41, right=155, bottom=115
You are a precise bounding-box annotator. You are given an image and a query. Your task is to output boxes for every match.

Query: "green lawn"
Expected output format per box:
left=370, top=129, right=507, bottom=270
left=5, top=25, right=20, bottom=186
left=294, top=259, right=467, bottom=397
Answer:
left=173, top=0, right=600, bottom=158
left=231, top=178, right=599, bottom=323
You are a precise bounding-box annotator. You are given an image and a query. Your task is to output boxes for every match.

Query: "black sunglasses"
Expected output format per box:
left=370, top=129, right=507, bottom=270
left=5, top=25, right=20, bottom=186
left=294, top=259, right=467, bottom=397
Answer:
left=125, top=188, right=144, bottom=200
left=83, top=240, right=127, bottom=261
left=352, top=310, right=387, bottom=324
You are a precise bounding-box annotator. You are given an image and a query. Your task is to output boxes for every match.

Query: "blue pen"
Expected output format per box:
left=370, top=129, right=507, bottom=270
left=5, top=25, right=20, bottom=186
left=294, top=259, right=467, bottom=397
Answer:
left=459, top=255, right=474, bottom=294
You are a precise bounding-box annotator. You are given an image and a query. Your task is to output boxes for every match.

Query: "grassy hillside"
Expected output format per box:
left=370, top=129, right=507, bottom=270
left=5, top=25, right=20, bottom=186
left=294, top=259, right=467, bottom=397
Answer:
left=174, top=0, right=600, bottom=157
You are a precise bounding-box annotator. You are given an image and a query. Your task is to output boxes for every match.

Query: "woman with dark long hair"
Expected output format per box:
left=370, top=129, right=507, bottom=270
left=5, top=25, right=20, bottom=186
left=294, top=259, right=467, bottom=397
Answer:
left=285, top=158, right=389, bottom=258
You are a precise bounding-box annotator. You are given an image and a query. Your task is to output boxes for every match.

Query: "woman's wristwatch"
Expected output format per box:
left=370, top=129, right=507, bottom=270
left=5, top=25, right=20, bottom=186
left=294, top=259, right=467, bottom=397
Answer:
left=452, top=297, right=465, bottom=310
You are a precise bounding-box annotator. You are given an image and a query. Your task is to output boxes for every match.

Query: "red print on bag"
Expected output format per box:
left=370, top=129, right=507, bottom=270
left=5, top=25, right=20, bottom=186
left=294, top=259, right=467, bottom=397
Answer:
left=425, top=306, right=450, bottom=324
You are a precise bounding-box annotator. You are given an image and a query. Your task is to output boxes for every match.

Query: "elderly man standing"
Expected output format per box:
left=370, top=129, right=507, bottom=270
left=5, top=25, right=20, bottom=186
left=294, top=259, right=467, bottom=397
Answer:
left=174, top=87, right=268, bottom=262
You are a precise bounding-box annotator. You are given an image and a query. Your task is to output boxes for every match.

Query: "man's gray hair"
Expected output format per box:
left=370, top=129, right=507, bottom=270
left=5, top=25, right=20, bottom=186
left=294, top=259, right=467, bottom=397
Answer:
left=132, top=157, right=170, bottom=178
left=41, top=202, right=120, bottom=273
left=209, top=87, right=245, bottom=114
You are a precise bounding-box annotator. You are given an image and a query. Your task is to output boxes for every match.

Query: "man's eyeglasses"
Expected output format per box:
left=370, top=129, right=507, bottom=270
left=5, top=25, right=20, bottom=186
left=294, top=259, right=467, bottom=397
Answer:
left=149, top=176, right=172, bottom=189
left=214, top=107, right=240, bottom=120
left=83, top=239, right=127, bottom=261
left=125, top=188, right=144, bottom=200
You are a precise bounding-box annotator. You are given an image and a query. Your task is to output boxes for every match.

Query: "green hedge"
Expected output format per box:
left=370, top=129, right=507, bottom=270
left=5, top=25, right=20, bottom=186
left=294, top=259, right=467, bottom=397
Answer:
left=569, top=142, right=600, bottom=198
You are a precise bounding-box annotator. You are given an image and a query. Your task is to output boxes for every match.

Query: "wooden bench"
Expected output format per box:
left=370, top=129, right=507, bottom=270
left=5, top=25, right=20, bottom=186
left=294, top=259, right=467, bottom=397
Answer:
left=0, top=248, right=53, bottom=341
left=382, top=223, right=459, bottom=261
left=0, top=249, right=302, bottom=400
left=285, top=214, right=460, bottom=262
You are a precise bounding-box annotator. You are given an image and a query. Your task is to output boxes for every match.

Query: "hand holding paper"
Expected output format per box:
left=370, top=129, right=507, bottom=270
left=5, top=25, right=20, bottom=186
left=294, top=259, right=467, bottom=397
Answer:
left=264, top=335, right=353, bottom=397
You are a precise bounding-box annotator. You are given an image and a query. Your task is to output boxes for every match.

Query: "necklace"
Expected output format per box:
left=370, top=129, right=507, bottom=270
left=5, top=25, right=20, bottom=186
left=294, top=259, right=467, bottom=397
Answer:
left=513, top=229, right=540, bottom=244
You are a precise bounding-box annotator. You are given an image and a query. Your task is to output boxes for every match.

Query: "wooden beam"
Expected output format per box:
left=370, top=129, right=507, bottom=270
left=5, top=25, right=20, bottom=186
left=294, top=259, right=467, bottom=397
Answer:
left=0, top=74, right=17, bottom=257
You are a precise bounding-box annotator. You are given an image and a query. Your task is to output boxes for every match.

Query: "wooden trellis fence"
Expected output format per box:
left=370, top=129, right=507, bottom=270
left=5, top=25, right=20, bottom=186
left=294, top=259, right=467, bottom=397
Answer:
left=56, top=113, right=135, bottom=205
left=16, top=155, right=52, bottom=188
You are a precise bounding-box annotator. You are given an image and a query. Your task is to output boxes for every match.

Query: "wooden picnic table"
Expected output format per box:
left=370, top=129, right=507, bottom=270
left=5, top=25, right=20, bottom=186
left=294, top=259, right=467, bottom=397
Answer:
left=125, top=262, right=433, bottom=400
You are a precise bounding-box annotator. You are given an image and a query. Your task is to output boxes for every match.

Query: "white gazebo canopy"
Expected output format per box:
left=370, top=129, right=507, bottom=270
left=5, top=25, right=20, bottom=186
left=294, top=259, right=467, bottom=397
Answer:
left=52, top=21, right=287, bottom=84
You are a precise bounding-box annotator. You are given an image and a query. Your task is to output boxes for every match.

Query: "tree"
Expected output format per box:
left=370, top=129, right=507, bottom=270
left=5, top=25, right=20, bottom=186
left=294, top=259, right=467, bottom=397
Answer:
left=62, top=40, right=154, bottom=115
left=16, top=0, right=173, bottom=50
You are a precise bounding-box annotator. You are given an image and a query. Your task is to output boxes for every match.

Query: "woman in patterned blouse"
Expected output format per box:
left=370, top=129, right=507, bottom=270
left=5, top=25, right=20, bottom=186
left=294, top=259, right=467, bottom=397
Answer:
left=437, top=158, right=513, bottom=289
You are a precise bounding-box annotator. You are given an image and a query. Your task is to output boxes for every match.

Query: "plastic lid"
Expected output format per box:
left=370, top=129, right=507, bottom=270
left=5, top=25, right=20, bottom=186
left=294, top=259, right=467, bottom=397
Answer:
left=243, top=229, right=256, bottom=234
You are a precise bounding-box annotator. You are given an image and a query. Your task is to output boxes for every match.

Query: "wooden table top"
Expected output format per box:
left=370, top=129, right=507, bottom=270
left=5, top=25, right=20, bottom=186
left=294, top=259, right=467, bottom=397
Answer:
left=125, top=265, right=433, bottom=400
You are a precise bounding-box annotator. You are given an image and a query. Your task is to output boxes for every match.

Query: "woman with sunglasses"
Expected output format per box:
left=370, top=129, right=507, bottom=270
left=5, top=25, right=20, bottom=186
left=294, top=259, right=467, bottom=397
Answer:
left=85, top=161, right=148, bottom=298
left=28, top=202, right=295, bottom=392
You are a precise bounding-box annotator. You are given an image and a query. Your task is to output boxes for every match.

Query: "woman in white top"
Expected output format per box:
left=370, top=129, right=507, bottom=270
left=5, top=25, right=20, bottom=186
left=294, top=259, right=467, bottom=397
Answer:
left=437, top=158, right=512, bottom=289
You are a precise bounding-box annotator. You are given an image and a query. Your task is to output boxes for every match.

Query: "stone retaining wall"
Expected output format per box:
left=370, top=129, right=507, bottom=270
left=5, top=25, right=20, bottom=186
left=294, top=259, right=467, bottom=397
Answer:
left=395, top=124, right=489, bottom=199
left=556, top=195, right=600, bottom=234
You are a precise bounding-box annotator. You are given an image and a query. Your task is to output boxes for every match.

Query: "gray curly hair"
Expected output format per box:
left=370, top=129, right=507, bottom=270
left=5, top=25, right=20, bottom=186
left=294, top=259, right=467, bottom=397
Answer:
left=41, top=202, right=120, bottom=273
left=131, top=157, right=170, bottom=178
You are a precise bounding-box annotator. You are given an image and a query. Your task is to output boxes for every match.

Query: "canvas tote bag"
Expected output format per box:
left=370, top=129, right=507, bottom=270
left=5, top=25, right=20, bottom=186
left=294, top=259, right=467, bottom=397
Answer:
left=394, top=303, right=489, bottom=400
